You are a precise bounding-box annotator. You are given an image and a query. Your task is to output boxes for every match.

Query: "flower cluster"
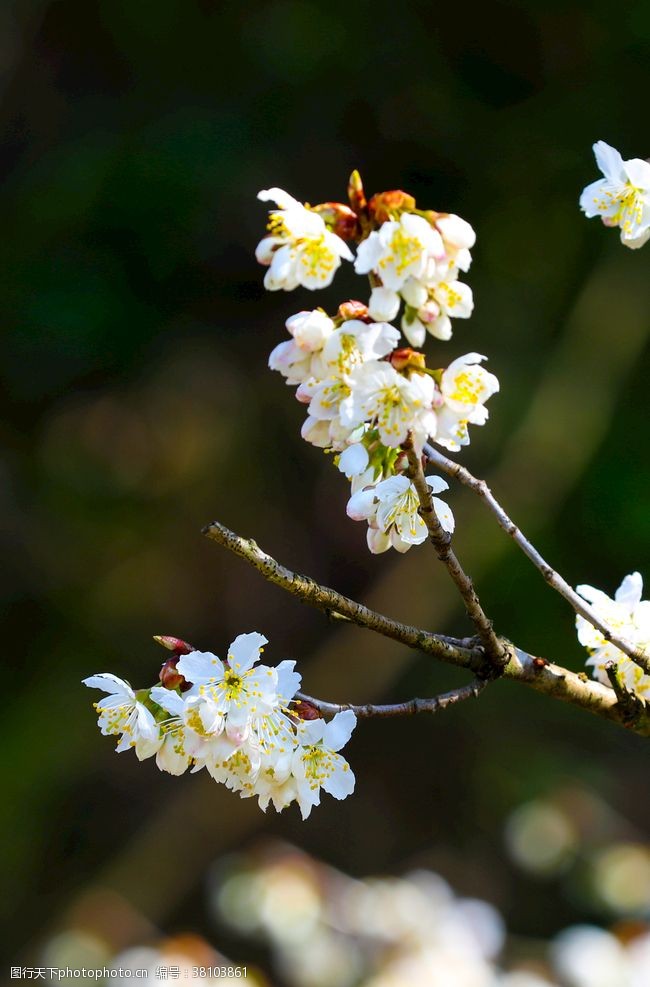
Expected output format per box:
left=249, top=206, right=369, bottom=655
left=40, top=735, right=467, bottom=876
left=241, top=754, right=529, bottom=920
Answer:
left=258, top=174, right=500, bottom=553
left=356, top=209, right=476, bottom=345
left=575, top=572, right=650, bottom=699
left=83, top=634, right=356, bottom=819
left=580, top=141, right=650, bottom=249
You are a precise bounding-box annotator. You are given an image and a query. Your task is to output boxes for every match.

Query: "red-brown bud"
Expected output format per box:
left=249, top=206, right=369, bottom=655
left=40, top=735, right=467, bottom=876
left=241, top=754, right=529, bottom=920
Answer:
left=389, top=347, right=426, bottom=372
left=312, top=202, right=360, bottom=241
left=368, top=190, right=416, bottom=224
left=290, top=699, right=321, bottom=721
left=153, top=635, right=194, bottom=655
left=337, top=300, right=370, bottom=322
left=159, top=655, right=192, bottom=691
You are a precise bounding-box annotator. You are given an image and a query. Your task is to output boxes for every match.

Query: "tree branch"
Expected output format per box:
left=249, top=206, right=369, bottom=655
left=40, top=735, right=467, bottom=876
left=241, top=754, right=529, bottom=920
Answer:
left=202, top=520, right=477, bottom=666
left=404, top=438, right=508, bottom=675
left=203, top=520, right=650, bottom=737
left=294, top=678, right=487, bottom=718
left=423, top=443, right=650, bottom=676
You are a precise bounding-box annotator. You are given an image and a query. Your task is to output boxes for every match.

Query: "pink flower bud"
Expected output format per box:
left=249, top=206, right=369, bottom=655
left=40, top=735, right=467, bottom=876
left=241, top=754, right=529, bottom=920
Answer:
left=153, top=635, right=194, bottom=655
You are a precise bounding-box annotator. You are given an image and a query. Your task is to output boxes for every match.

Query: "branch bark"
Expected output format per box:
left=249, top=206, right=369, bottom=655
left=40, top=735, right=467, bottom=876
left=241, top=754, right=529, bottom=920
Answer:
left=423, top=443, right=650, bottom=676
left=203, top=520, right=650, bottom=737
left=404, top=438, right=508, bottom=675
left=294, top=678, right=487, bottom=718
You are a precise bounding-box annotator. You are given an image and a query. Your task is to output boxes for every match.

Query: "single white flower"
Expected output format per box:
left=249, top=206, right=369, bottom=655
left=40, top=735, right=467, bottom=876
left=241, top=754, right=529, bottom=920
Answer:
left=291, top=710, right=357, bottom=819
left=580, top=141, right=650, bottom=248
left=440, top=352, right=499, bottom=415
left=355, top=213, right=445, bottom=290
left=340, top=362, right=438, bottom=449
left=319, top=319, right=400, bottom=376
left=257, top=188, right=353, bottom=289
left=401, top=280, right=474, bottom=347
left=285, top=309, right=335, bottom=351
left=83, top=673, right=160, bottom=754
left=576, top=572, right=650, bottom=698
left=177, top=633, right=279, bottom=737
left=347, top=474, right=453, bottom=554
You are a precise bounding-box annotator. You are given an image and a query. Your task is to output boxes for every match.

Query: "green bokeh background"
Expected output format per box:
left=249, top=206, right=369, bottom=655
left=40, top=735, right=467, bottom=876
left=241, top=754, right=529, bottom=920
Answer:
left=2, top=0, right=649, bottom=974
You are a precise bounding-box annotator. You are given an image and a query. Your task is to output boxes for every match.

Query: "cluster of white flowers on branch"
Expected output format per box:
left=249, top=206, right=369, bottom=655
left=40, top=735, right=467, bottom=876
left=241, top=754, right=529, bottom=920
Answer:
left=84, top=150, right=650, bottom=822
left=83, top=634, right=356, bottom=819
left=576, top=572, right=650, bottom=701
left=259, top=175, right=499, bottom=554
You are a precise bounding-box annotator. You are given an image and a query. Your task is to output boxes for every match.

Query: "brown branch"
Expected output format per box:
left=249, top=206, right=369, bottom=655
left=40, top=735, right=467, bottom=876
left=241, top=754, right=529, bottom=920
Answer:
left=202, top=521, right=477, bottom=666
left=404, top=438, right=508, bottom=675
left=423, top=443, right=650, bottom=677
left=202, top=519, right=650, bottom=737
left=295, top=678, right=487, bottom=718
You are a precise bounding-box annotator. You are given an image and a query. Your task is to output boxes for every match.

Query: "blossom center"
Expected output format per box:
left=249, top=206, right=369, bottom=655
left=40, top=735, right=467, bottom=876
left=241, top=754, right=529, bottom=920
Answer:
left=381, top=229, right=423, bottom=276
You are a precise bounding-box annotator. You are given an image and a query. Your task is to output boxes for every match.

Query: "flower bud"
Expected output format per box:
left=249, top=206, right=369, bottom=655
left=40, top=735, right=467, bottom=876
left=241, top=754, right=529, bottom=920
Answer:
left=368, top=190, right=416, bottom=224
left=312, top=202, right=359, bottom=241
left=290, top=699, right=321, bottom=720
left=153, top=635, right=194, bottom=655
left=337, top=300, right=369, bottom=322
left=348, top=169, right=367, bottom=214
left=389, top=347, right=426, bottom=372
left=159, top=655, right=191, bottom=691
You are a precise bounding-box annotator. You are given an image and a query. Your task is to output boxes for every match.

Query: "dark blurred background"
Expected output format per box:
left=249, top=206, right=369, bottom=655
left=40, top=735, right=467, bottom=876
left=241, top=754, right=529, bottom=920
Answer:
left=2, top=0, right=650, bottom=981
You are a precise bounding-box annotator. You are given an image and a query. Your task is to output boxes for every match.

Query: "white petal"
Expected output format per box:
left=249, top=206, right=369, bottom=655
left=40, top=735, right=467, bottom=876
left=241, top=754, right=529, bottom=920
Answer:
left=176, top=650, right=224, bottom=684
left=624, top=157, right=650, bottom=189
left=338, top=443, right=370, bottom=478
left=401, top=313, right=426, bottom=348
left=227, top=632, right=268, bottom=671
left=347, top=487, right=378, bottom=521
left=368, top=286, right=400, bottom=322
left=257, top=187, right=301, bottom=210
left=593, top=141, right=625, bottom=182
left=426, top=475, right=449, bottom=495
left=323, top=710, right=357, bottom=751
left=615, top=572, right=643, bottom=606
left=150, top=686, right=186, bottom=716
left=82, top=673, right=134, bottom=698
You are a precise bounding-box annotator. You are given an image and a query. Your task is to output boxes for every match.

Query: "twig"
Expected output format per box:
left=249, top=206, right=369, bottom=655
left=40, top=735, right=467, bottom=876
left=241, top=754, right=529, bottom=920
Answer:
left=202, top=520, right=650, bottom=737
left=295, top=678, right=487, bottom=718
left=202, top=521, right=477, bottom=666
left=423, top=443, right=650, bottom=676
left=404, top=438, right=508, bottom=675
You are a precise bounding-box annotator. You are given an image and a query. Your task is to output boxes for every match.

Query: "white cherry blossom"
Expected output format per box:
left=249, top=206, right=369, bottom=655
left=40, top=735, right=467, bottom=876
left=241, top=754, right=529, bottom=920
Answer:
left=177, top=633, right=279, bottom=739
left=290, top=710, right=357, bottom=819
left=257, top=188, right=353, bottom=289
left=82, top=673, right=159, bottom=754
left=347, top=474, right=454, bottom=554
left=580, top=141, right=650, bottom=248
left=576, top=572, right=650, bottom=699
left=402, top=279, right=474, bottom=346
left=340, top=362, right=438, bottom=449
left=355, top=213, right=445, bottom=290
